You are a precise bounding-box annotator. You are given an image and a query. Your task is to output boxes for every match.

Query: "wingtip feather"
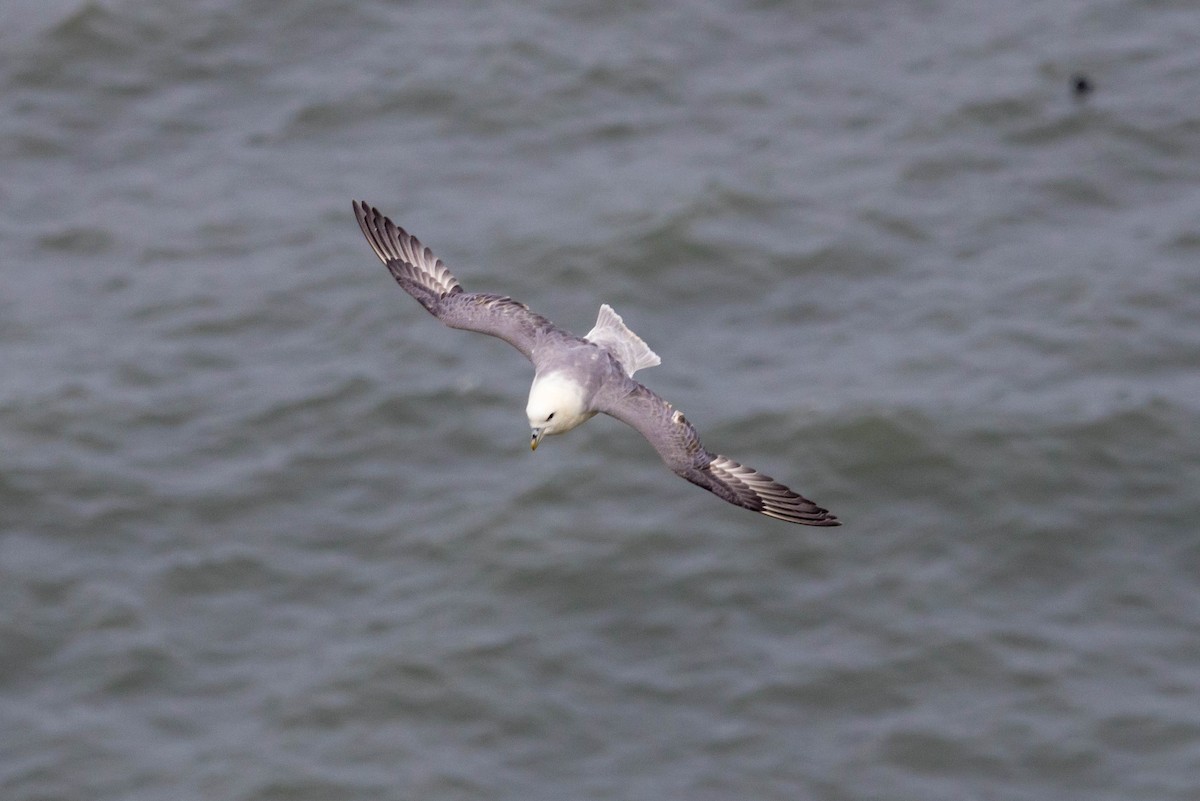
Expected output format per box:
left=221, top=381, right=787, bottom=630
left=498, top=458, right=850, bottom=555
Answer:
left=706, top=454, right=840, bottom=526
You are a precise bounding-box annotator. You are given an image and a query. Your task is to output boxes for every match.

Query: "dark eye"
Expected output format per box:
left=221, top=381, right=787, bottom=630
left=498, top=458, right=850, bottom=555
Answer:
left=547, top=413, right=556, bottom=420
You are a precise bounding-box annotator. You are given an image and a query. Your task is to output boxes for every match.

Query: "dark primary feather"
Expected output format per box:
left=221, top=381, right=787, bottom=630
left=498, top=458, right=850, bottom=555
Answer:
left=598, top=381, right=840, bottom=526
left=693, top=454, right=839, bottom=525
left=354, top=200, right=559, bottom=359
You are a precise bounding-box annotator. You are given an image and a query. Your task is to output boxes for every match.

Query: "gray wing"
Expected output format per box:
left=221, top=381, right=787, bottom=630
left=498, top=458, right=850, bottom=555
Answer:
left=598, top=381, right=840, bottom=526
left=354, top=201, right=560, bottom=360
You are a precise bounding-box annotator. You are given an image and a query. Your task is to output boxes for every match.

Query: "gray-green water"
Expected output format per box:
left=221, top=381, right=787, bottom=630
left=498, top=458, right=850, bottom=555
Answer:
left=3, top=1, right=1200, bottom=799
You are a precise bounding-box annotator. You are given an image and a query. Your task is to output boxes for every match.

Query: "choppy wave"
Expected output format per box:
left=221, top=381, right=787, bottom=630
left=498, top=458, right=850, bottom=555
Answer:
left=3, top=0, right=1200, bottom=799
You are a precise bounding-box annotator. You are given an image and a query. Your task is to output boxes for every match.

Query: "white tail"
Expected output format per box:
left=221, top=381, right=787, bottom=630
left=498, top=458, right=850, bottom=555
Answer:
left=584, top=304, right=661, bottom=377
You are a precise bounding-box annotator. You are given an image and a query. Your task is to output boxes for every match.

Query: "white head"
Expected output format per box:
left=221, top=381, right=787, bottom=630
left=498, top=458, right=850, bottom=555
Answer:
left=526, top=372, right=591, bottom=450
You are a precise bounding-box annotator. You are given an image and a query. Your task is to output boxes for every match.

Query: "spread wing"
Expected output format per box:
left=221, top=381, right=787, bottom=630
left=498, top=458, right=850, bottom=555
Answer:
left=354, top=201, right=561, bottom=360
left=598, top=382, right=840, bottom=526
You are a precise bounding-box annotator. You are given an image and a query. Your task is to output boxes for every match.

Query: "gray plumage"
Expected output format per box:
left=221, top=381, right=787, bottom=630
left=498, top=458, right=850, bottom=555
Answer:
left=354, top=200, right=839, bottom=526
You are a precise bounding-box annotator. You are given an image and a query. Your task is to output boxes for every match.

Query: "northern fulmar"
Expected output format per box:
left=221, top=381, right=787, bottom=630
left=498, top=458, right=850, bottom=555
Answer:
left=354, top=201, right=839, bottom=526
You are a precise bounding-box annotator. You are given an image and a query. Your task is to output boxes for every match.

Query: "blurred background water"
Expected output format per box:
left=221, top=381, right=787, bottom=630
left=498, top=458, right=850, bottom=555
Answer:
left=2, top=0, right=1200, bottom=799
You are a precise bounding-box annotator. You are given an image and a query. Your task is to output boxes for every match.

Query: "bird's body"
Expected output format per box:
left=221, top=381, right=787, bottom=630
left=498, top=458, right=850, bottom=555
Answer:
left=354, top=201, right=839, bottom=526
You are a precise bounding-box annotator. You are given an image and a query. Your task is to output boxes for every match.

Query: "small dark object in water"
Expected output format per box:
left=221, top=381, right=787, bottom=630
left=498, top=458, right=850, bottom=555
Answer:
left=1072, top=73, right=1093, bottom=98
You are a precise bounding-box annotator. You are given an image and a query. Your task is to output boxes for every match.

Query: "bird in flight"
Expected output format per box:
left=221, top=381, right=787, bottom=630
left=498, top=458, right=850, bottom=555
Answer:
left=354, top=201, right=839, bottom=525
